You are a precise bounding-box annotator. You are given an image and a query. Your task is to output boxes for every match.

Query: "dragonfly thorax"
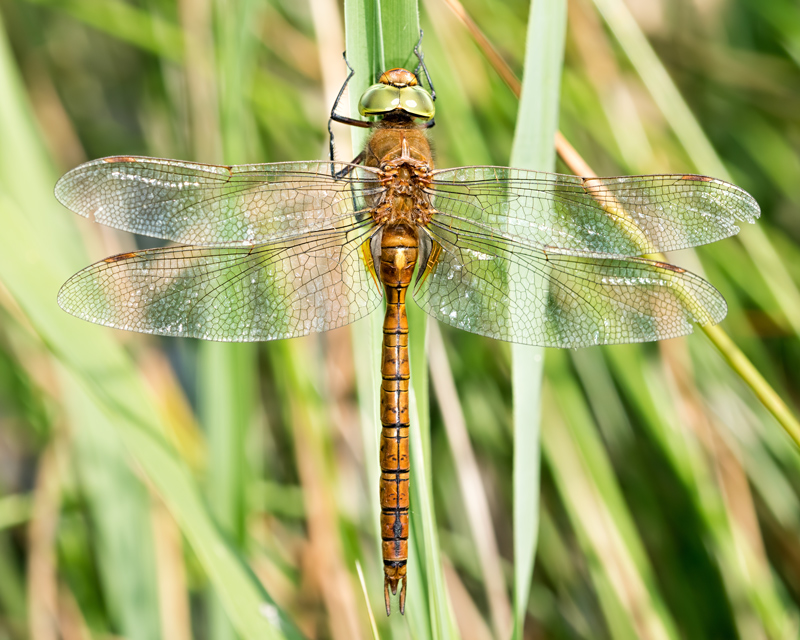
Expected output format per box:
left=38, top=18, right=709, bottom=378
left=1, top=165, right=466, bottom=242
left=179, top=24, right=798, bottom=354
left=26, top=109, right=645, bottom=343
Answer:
left=365, top=122, right=435, bottom=228
left=373, top=162, right=434, bottom=227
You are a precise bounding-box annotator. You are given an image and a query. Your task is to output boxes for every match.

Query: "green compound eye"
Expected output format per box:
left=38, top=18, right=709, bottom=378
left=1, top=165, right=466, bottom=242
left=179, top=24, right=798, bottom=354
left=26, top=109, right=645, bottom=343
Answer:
left=358, top=84, right=435, bottom=120
left=399, top=86, right=435, bottom=119
left=358, top=84, right=400, bottom=116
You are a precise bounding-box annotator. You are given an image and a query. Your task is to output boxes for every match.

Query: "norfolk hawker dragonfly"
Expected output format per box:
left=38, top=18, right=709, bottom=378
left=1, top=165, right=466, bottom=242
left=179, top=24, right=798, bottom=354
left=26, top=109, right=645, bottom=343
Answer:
left=55, top=60, right=760, bottom=616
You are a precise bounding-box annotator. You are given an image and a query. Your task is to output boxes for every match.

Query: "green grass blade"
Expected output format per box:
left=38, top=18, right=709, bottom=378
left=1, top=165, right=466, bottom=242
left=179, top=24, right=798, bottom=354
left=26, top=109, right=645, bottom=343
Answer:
left=384, top=8, right=458, bottom=636
left=544, top=351, right=680, bottom=640
left=508, top=1, right=567, bottom=637
left=345, top=1, right=457, bottom=631
left=200, top=3, right=261, bottom=637
left=25, top=0, right=185, bottom=61
left=428, top=322, right=511, bottom=639
left=344, top=0, right=386, bottom=626
left=0, top=533, right=25, bottom=624
left=200, top=341, right=256, bottom=640
left=345, top=0, right=384, bottom=113
left=0, top=494, right=31, bottom=532
left=380, top=3, right=420, bottom=71
left=62, top=372, right=161, bottom=640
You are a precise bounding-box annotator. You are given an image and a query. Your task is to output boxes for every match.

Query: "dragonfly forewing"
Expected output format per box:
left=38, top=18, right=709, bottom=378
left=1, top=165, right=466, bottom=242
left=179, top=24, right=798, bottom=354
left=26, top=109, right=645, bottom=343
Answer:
left=427, top=167, right=760, bottom=256
left=55, top=157, right=384, bottom=245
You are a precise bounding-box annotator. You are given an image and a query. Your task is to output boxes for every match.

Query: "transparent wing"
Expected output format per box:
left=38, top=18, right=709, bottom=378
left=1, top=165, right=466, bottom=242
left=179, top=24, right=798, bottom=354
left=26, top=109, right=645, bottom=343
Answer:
left=58, top=222, right=382, bottom=341
left=415, top=219, right=726, bottom=348
left=427, top=167, right=759, bottom=256
left=55, top=156, right=383, bottom=244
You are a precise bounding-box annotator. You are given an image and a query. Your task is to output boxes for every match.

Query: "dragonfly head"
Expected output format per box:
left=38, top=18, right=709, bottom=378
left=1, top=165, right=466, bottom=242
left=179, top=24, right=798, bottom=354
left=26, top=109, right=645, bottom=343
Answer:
left=358, top=68, right=435, bottom=121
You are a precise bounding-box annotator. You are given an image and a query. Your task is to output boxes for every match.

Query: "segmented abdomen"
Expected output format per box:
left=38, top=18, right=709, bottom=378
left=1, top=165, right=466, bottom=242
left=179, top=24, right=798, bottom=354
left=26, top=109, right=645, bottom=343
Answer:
left=377, top=223, right=417, bottom=615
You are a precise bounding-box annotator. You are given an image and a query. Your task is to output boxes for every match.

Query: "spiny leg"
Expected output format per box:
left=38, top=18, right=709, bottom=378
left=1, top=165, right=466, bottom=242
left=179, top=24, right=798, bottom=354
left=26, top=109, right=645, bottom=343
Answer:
left=328, top=52, right=371, bottom=177
left=413, top=29, right=436, bottom=102
left=413, top=29, right=436, bottom=130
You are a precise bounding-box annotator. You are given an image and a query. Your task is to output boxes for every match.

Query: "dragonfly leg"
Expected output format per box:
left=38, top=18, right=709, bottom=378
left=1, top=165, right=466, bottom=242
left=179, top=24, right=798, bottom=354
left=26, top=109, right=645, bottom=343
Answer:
left=413, top=29, right=436, bottom=102
left=332, top=150, right=366, bottom=180
left=329, top=52, right=371, bottom=175
left=413, top=29, right=436, bottom=130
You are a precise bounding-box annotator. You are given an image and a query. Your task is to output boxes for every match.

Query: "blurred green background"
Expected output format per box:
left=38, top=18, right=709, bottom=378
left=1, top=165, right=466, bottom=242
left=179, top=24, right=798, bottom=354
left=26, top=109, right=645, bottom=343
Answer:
left=1, top=0, right=800, bottom=638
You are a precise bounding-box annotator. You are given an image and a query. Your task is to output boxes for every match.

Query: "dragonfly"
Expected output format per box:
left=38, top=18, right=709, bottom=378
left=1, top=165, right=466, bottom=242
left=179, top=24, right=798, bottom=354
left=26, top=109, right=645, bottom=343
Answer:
left=55, top=52, right=760, bottom=615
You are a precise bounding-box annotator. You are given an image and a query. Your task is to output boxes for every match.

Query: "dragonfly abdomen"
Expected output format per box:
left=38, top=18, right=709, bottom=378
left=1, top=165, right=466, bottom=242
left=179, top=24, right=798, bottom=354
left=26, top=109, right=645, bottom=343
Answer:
left=378, top=223, right=417, bottom=615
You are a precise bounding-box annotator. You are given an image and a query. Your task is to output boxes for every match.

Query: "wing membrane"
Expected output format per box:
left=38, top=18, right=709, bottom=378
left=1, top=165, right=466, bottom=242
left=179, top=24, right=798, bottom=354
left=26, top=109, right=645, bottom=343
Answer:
left=58, top=223, right=381, bottom=341
left=416, top=218, right=726, bottom=348
left=428, top=167, right=759, bottom=256
left=55, top=156, right=383, bottom=244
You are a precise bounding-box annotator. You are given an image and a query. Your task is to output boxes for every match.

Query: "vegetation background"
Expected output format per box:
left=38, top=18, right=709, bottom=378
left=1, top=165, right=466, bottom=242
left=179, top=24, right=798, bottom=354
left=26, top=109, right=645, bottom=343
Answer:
left=0, top=0, right=799, bottom=638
